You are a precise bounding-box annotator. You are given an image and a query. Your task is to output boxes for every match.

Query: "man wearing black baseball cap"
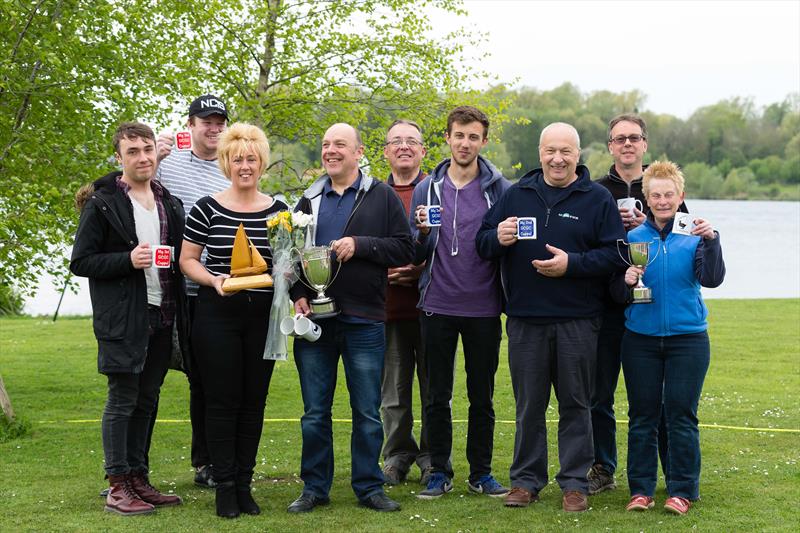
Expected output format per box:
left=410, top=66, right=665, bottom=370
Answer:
left=155, top=94, right=231, bottom=489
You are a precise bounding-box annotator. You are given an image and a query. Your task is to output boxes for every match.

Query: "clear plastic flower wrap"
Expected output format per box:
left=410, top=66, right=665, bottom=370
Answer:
left=263, top=211, right=311, bottom=360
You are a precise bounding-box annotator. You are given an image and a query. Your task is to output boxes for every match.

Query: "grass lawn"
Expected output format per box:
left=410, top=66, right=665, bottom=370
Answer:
left=1, top=299, right=798, bottom=532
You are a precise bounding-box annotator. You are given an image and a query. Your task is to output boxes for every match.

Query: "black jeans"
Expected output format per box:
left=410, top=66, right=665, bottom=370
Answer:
left=193, top=287, right=275, bottom=484
left=185, top=296, right=211, bottom=468
left=102, top=307, right=172, bottom=476
left=421, top=313, right=501, bottom=483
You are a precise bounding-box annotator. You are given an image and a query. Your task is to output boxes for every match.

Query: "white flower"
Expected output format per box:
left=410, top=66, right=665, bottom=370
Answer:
left=291, top=212, right=313, bottom=228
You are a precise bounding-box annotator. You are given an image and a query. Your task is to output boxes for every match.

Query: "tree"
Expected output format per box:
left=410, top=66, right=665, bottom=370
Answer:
left=2, top=0, right=501, bottom=294
left=123, top=0, right=506, bottom=190
left=1, top=1, right=172, bottom=296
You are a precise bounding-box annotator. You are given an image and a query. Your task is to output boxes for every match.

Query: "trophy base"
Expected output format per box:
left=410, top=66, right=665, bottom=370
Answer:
left=309, top=298, right=339, bottom=319
left=631, top=286, right=653, bottom=304
left=222, top=274, right=274, bottom=292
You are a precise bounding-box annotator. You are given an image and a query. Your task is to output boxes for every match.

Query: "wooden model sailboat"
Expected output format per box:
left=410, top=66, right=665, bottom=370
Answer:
left=221, top=223, right=274, bottom=292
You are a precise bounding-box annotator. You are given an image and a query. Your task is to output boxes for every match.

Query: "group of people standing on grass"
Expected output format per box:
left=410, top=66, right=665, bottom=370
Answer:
left=70, top=94, right=725, bottom=520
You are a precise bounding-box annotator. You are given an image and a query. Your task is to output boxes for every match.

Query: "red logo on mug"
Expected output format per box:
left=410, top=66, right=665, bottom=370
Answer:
left=153, top=246, right=172, bottom=268
left=175, top=131, right=192, bottom=150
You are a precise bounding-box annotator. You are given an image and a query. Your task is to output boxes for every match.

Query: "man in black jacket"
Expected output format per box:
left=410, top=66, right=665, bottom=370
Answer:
left=71, top=122, right=187, bottom=516
left=287, top=123, right=414, bottom=514
left=590, top=114, right=682, bottom=494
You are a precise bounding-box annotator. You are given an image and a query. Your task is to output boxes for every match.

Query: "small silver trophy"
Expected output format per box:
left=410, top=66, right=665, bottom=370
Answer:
left=617, top=239, right=661, bottom=304
left=292, top=245, right=341, bottom=319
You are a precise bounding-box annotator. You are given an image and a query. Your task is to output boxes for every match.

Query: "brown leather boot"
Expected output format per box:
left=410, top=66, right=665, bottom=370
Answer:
left=129, top=471, right=182, bottom=507
left=104, top=474, right=156, bottom=516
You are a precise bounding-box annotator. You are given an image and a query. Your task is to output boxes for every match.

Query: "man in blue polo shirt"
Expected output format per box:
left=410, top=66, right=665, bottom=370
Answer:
left=287, top=123, right=414, bottom=514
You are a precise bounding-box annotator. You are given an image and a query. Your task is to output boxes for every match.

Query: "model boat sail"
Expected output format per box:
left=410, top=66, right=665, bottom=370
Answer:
left=222, top=223, right=274, bottom=292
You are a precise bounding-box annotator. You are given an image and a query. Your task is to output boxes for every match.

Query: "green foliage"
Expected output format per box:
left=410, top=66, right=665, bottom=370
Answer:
left=0, top=1, right=177, bottom=297
left=684, top=162, right=725, bottom=199
left=0, top=282, right=23, bottom=316
left=1, top=0, right=509, bottom=293
left=492, top=87, right=799, bottom=194
left=124, top=0, right=510, bottom=194
left=0, top=413, right=31, bottom=443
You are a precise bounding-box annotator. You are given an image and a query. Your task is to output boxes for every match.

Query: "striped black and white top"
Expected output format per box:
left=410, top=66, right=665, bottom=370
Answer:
left=157, top=150, right=230, bottom=296
left=184, top=196, right=288, bottom=293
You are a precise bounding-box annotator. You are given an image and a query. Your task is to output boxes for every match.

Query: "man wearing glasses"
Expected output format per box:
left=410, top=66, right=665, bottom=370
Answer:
left=380, top=120, right=434, bottom=487
left=589, top=114, right=685, bottom=495
left=410, top=106, right=511, bottom=500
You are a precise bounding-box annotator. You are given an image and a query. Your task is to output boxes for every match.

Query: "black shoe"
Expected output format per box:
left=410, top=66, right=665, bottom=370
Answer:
left=195, top=465, right=216, bottom=488
left=286, top=493, right=330, bottom=513
left=359, top=492, right=401, bottom=512
left=215, top=481, right=240, bottom=519
left=237, top=488, right=261, bottom=515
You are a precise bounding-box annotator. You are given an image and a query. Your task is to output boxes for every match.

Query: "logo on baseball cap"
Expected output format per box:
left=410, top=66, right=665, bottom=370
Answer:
left=188, top=95, right=229, bottom=119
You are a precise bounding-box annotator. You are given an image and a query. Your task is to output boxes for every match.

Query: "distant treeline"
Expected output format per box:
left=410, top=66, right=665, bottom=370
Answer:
left=486, top=84, right=799, bottom=200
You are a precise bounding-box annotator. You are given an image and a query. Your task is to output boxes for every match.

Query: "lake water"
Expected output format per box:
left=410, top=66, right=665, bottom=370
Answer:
left=23, top=200, right=800, bottom=316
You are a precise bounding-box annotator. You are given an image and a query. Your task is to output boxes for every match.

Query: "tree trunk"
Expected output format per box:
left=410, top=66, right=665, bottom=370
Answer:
left=0, top=375, right=14, bottom=420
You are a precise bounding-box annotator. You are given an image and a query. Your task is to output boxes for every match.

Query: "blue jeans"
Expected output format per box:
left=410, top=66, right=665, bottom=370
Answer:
left=592, top=310, right=669, bottom=477
left=294, top=319, right=386, bottom=500
left=621, top=330, right=709, bottom=500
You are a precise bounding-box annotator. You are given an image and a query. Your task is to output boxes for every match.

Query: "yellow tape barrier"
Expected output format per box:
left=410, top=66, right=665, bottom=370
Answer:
left=38, top=418, right=800, bottom=433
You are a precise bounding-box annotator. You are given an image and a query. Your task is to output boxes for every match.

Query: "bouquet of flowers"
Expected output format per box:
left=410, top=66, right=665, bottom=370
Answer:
left=263, top=210, right=313, bottom=360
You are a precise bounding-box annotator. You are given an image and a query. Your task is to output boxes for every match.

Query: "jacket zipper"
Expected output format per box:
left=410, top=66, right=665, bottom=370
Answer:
left=419, top=180, right=441, bottom=307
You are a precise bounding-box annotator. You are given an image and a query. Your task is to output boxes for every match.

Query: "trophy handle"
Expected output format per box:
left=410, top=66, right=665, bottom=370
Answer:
left=616, top=239, right=632, bottom=267
left=645, top=238, right=661, bottom=266
left=290, top=246, right=321, bottom=293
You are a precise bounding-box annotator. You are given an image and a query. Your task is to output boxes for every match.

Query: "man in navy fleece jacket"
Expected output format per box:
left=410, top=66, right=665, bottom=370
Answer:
left=475, top=122, right=626, bottom=512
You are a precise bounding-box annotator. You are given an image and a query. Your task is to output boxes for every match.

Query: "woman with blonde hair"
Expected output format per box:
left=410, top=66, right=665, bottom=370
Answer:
left=180, top=123, right=288, bottom=518
left=618, top=160, right=725, bottom=515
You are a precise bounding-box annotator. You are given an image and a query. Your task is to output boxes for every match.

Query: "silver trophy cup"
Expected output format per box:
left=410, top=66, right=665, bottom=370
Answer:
left=617, top=239, right=661, bottom=304
left=293, top=245, right=341, bottom=319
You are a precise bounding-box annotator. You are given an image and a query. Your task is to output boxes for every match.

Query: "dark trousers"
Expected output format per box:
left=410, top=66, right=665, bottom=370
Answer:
left=622, top=330, right=709, bottom=500
left=192, top=287, right=275, bottom=484
left=102, top=307, right=172, bottom=476
left=591, top=310, right=670, bottom=476
left=380, top=318, right=431, bottom=474
left=507, top=317, right=599, bottom=494
left=186, top=296, right=211, bottom=468
left=422, top=313, right=501, bottom=483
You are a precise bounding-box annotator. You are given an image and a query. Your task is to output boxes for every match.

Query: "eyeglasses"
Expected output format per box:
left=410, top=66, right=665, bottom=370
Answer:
left=385, top=137, right=422, bottom=147
left=609, top=134, right=646, bottom=145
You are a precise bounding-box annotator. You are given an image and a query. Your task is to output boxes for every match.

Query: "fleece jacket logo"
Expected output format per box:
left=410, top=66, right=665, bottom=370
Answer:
left=558, top=212, right=579, bottom=221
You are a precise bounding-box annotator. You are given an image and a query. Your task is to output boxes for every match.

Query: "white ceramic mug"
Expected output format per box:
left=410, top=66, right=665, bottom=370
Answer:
left=293, top=314, right=322, bottom=342
left=279, top=315, right=298, bottom=336
left=617, top=197, right=643, bottom=212
left=423, top=205, right=442, bottom=227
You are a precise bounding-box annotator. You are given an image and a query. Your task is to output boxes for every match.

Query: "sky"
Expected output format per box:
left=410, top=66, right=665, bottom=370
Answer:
left=428, top=0, right=800, bottom=118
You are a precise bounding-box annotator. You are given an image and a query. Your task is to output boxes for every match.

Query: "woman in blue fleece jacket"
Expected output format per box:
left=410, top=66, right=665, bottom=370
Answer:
left=619, top=161, right=725, bottom=516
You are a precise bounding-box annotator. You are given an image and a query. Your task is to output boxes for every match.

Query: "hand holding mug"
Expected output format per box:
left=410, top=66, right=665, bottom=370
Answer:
left=691, top=218, right=716, bottom=240
left=130, top=243, right=152, bottom=269
left=156, top=132, right=174, bottom=162
left=497, top=217, right=518, bottom=246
